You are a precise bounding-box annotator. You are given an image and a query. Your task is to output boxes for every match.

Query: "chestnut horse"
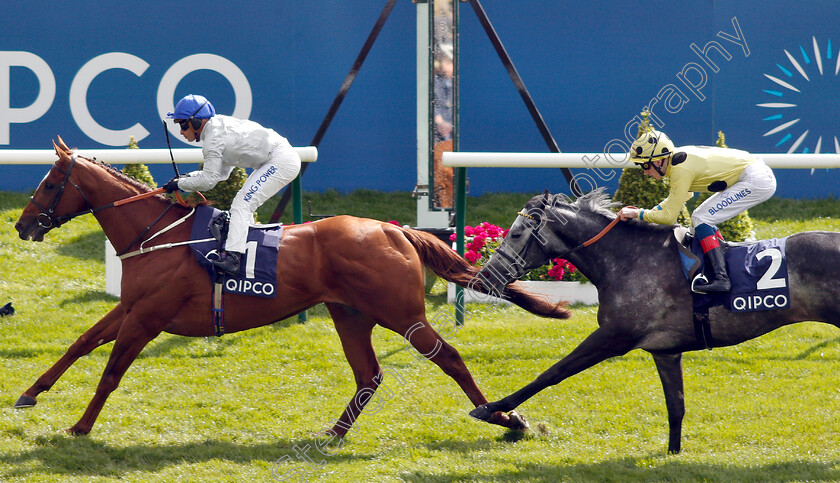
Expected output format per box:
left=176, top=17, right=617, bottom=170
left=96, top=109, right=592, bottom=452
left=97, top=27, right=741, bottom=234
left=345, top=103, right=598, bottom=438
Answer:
left=13, top=138, right=570, bottom=437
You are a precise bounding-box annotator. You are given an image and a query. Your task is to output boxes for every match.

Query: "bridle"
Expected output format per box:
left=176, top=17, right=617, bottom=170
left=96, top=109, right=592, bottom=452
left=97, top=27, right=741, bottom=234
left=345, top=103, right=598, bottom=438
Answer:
left=29, top=154, right=97, bottom=229
left=493, top=209, right=621, bottom=269
left=29, top=153, right=193, bottom=256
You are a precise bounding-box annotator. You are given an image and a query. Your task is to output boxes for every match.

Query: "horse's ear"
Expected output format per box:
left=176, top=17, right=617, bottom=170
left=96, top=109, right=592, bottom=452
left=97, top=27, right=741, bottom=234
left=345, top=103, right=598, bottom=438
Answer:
left=52, top=140, right=63, bottom=158
left=56, top=135, right=71, bottom=154
left=541, top=188, right=550, bottom=204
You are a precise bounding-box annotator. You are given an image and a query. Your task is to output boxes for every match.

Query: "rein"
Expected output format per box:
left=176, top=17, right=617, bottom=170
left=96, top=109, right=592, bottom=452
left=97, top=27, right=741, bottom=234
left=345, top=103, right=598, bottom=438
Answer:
left=32, top=154, right=201, bottom=256
left=516, top=210, right=623, bottom=259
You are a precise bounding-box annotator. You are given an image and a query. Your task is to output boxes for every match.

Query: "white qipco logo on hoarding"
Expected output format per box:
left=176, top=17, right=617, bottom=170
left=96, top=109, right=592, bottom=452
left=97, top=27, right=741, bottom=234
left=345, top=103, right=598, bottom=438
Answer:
left=0, top=52, right=252, bottom=146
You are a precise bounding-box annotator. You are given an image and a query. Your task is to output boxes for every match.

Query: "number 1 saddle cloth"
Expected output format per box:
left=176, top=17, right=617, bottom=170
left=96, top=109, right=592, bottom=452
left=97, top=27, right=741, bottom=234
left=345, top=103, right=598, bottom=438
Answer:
left=189, top=205, right=282, bottom=298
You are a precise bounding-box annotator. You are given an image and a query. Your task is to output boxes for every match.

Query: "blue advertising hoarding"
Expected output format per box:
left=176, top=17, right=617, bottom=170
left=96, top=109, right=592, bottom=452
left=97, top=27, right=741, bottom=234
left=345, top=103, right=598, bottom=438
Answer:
left=2, top=1, right=840, bottom=199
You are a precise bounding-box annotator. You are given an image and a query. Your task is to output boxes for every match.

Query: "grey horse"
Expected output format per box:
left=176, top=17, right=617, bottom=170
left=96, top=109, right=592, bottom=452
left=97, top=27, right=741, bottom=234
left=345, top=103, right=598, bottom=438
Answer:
left=468, top=188, right=840, bottom=453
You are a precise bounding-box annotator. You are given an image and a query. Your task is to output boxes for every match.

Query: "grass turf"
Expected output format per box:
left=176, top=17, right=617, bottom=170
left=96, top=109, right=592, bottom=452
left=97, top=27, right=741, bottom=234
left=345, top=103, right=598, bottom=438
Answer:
left=1, top=190, right=839, bottom=482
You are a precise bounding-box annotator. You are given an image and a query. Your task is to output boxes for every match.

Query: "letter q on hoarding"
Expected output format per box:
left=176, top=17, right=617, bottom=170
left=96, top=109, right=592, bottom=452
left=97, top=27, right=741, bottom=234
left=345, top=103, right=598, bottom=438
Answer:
left=2, top=51, right=251, bottom=146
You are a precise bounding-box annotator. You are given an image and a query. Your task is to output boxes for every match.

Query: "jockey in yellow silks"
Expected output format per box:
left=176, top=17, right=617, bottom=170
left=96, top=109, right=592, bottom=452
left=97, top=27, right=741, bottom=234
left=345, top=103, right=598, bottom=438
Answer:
left=617, top=131, right=777, bottom=293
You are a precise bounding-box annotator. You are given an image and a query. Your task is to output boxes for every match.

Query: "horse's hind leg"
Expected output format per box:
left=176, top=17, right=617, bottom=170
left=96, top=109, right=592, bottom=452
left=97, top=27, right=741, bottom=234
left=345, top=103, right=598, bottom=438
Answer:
left=396, top=316, right=527, bottom=430
left=652, top=352, right=685, bottom=454
left=15, top=303, right=126, bottom=409
left=324, top=303, right=382, bottom=437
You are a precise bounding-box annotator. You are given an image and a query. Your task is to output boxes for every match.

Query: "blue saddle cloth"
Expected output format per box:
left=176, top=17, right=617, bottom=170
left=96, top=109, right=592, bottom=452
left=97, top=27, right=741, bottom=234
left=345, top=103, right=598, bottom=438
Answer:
left=189, top=205, right=282, bottom=298
left=679, top=234, right=791, bottom=313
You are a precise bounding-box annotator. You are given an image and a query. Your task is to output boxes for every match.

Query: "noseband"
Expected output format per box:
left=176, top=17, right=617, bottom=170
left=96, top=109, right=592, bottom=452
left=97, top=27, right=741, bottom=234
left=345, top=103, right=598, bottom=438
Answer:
left=29, top=154, right=96, bottom=229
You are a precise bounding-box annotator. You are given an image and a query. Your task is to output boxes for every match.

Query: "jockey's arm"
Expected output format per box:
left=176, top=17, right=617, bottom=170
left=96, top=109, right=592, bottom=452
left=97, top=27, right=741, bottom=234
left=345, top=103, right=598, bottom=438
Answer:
left=177, top=155, right=234, bottom=192
left=636, top=169, right=693, bottom=225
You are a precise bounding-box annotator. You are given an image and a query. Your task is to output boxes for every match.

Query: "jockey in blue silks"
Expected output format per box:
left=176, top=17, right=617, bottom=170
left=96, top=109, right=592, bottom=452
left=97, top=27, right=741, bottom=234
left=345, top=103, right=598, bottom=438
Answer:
left=164, top=94, right=301, bottom=276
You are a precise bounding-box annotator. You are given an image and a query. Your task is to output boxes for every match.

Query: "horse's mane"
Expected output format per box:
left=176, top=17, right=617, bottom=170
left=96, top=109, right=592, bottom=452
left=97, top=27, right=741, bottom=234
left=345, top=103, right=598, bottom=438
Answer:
left=78, top=154, right=157, bottom=194
left=533, top=187, right=618, bottom=220
left=568, top=188, right=619, bottom=219
left=571, top=187, right=678, bottom=235
left=538, top=188, right=675, bottom=235
left=75, top=152, right=208, bottom=206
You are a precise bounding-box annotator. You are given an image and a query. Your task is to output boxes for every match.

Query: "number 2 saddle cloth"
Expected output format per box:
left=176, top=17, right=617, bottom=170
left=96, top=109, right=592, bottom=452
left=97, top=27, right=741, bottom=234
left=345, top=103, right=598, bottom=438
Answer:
left=675, top=228, right=791, bottom=313
left=189, top=205, right=282, bottom=298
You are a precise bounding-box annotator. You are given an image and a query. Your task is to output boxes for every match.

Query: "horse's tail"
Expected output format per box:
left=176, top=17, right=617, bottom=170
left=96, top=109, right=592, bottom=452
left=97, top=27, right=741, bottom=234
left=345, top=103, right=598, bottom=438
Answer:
left=399, top=227, right=571, bottom=319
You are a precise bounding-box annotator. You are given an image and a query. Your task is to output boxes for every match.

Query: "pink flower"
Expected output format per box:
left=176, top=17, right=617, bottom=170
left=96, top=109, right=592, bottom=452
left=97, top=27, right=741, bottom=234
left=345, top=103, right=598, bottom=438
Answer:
left=467, top=236, right=486, bottom=252
left=485, top=224, right=502, bottom=238
left=449, top=233, right=457, bottom=242
left=465, top=250, right=482, bottom=264
left=547, top=264, right=565, bottom=281
left=554, top=259, right=577, bottom=274
left=388, top=220, right=400, bottom=226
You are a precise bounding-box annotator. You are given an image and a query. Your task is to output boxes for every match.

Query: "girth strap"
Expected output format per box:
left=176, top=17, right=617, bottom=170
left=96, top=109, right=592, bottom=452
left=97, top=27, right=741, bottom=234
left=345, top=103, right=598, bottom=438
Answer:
left=693, top=308, right=713, bottom=350
left=212, top=281, right=225, bottom=337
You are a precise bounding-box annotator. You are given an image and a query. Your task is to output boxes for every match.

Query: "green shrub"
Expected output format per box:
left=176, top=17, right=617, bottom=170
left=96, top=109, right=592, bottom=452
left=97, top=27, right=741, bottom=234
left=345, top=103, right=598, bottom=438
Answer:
left=201, top=166, right=247, bottom=211
left=121, top=136, right=157, bottom=188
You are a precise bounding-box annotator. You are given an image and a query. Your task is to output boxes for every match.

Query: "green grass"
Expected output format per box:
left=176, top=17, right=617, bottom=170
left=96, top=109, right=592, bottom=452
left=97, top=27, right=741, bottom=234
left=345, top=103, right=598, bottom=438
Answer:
left=2, top=190, right=840, bottom=482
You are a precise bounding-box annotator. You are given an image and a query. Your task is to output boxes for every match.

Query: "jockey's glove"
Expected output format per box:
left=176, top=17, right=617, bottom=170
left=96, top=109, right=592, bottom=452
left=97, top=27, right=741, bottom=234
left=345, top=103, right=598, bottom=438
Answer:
left=162, top=177, right=181, bottom=193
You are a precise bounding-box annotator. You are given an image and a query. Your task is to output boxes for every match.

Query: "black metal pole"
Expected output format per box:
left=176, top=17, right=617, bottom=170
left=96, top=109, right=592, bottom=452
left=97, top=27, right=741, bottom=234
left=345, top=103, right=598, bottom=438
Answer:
left=467, top=0, right=581, bottom=196
left=270, top=0, right=398, bottom=222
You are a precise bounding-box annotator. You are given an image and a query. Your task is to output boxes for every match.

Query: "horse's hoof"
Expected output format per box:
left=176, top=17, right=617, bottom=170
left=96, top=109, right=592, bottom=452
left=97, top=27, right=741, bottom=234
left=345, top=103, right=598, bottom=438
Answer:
left=469, top=404, right=495, bottom=422
left=508, top=410, right=530, bottom=431
left=14, top=395, right=37, bottom=408
left=65, top=426, right=89, bottom=437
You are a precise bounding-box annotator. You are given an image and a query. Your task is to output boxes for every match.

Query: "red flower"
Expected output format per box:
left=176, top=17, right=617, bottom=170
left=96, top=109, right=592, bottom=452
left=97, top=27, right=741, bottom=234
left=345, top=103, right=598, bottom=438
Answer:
left=465, top=250, right=482, bottom=264
left=485, top=224, right=502, bottom=238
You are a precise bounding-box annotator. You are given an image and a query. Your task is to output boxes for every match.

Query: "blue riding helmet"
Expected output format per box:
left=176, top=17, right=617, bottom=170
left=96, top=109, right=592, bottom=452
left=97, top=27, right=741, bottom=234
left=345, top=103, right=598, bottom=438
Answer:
left=166, top=94, right=216, bottom=120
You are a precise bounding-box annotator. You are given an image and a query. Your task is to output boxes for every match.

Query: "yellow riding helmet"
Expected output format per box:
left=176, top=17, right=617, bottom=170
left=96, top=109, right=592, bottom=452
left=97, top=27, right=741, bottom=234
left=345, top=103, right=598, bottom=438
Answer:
left=630, top=130, right=674, bottom=162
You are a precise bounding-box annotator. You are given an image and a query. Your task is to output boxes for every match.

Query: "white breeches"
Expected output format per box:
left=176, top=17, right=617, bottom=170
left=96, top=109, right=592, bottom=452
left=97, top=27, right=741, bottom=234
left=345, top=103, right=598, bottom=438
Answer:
left=225, top=150, right=301, bottom=253
left=691, top=160, right=776, bottom=227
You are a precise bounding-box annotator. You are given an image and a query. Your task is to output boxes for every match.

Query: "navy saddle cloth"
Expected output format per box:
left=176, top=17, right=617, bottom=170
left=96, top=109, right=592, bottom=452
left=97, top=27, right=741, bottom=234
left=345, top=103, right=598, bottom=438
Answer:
left=678, top=232, right=791, bottom=313
left=189, top=205, right=282, bottom=298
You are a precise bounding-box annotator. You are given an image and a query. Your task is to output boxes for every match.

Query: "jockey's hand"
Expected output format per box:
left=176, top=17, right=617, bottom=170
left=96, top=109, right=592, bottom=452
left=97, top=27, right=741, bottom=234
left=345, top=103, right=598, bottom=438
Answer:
left=617, top=206, right=640, bottom=221
left=162, top=177, right=181, bottom=193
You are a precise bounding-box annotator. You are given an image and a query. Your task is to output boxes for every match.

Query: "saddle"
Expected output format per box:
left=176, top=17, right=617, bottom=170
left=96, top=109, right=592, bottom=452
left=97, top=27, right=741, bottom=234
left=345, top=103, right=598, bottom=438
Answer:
left=189, top=205, right=283, bottom=298
left=189, top=206, right=284, bottom=337
left=674, top=227, right=791, bottom=349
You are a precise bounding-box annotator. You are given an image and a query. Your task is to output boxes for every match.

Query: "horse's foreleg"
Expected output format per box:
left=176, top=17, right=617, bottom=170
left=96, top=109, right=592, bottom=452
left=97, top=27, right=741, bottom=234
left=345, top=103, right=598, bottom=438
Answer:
left=66, top=318, right=162, bottom=435
left=652, top=352, right=685, bottom=454
left=15, top=303, right=126, bottom=409
left=470, top=327, right=633, bottom=422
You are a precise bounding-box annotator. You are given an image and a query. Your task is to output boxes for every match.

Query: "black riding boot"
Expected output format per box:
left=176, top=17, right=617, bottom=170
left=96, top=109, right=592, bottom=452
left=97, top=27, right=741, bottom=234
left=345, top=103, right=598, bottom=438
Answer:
left=212, top=251, right=241, bottom=276
left=695, top=246, right=731, bottom=293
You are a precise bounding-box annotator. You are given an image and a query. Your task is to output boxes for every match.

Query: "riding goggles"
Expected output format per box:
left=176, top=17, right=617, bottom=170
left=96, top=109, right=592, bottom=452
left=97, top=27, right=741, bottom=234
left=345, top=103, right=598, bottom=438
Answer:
left=174, top=119, right=192, bottom=131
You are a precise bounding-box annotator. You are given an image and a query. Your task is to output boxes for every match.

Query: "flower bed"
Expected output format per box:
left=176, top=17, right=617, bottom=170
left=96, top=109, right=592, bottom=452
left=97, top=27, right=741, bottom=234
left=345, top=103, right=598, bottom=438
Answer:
left=452, top=222, right=588, bottom=283
left=446, top=222, right=597, bottom=305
